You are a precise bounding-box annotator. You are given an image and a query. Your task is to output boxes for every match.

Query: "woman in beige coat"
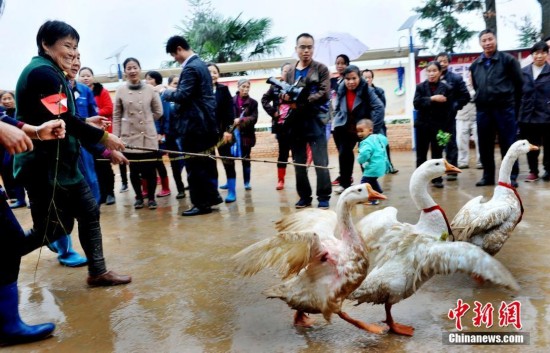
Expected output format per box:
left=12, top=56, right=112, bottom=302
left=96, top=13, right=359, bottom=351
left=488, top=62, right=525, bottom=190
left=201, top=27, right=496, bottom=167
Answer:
left=113, top=57, right=163, bottom=209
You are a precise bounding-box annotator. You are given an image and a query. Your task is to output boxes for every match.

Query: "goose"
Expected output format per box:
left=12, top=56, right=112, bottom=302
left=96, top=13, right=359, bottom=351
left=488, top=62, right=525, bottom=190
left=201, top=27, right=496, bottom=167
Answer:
left=232, top=184, right=387, bottom=334
left=450, top=139, right=538, bottom=255
left=350, top=159, right=520, bottom=336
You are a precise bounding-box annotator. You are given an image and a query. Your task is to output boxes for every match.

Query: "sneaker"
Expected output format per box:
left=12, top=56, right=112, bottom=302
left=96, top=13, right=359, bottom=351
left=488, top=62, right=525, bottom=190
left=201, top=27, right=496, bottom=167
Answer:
left=389, top=169, right=399, bottom=174
left=331, top=177, right=341, bottom=186
left=318, top=200, right=329, bottom=209
left=105, top=195, right=116, bottom=205
left=432, top=181, right=444, bottom=188
left=295, top=198, right=312, bottom=209
left=368, top=200, right=380, bottom=206
left=525, top=173, right=539, bottom=182
left=120, top=183, right=129, bottom=193
left=156, top=189, right=171, bottom=197
left=542, top=172, right=550, bottom=181
left=334, top=186, right=345, bottom=194
left=476, top=163, right=483, bottom=169
left=511, top=179, right=519, bottom=188
left=446, top=174, right=457, bottom=181
left=176, top=191, right=186, bottom=199
left=134, top=199, right=144, bottom=209
left=148, top=200, right=158, bottom=209
left=458, top=165, right=469, bottom=169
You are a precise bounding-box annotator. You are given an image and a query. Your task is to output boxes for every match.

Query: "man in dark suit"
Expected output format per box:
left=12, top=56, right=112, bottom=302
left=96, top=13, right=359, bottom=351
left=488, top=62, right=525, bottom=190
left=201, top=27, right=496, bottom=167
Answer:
left=163, top=35, right=221, bottom=216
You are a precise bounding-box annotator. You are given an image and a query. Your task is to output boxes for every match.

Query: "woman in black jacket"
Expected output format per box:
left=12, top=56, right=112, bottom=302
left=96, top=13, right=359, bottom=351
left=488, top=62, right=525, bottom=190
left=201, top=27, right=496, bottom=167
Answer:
left=207, top=63, right=237, bottom=202
left=332, top=65, right=384, bottom=192
left=413, top=61, right=453, bottom=188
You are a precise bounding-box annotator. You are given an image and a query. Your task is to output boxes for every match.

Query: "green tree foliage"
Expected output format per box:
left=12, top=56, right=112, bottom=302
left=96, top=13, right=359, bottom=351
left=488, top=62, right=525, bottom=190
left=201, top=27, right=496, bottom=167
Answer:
left=415, top=0, right=484, bottom=53
left=176, top=0, right=284, bottom=65
left=517, top=16, right=540, bottom=48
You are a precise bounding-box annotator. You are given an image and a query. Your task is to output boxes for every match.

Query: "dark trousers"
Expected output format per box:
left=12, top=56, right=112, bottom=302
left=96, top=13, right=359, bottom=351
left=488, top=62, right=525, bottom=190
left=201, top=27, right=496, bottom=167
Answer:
left=166, top=136, right=185, bottom=192
left=519, top=122, right=550, bottom=175
left=415, top=127, right=444, bottom=183
left=360, top=176, right=382, bottom=193
left=186, top=151, right=220, bottom=209
left=477, top=106, right=519, bottom=182
left=125, top=152, right=158, bottom=201
left=119, top=163, right=128, bottom=185
left=95, top=159, right=115, bottom=200
left=290, top=134, right=331, bottom=202
left=21, top=180, right=107, bottom=276
left=1, top=152, right=26, bottom=203
left=218, top=144, right=236, bottom=179
left=276, top=131, right=291, bottom=169
left=445, top=122, right=458, bottom=167
left=0, top=186, right=23, bottom=285
left=333, top=126, right=358, bottom=188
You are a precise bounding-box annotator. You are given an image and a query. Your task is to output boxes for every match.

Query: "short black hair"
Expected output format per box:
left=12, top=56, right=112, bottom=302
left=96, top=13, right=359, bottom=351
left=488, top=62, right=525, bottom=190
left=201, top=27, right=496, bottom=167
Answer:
left=206, top=62, right=221, bottom=74
left=479, top=28, right=496, bottom=39
left=166, top=35, right=190, bottom=54
left=296, top=33, right=314, bottom=44
left=543, top=35, right=550, bottom=42
left=436, top=52, right=451, bottom=61
left=123, top=57, right=141, bottom=70
left=336, top=54, right=350, bottom=65
left=531, top=40, right=549, bottom=54
left=145, top=70, right=163, bottom=85
left=343, top=65, right=361, bottom=77
left=362, top=69, right=374, bottom=78
left=80, top=66, right=94, bottom=76
left=426, top=60, right=442, bottom=71
left=356, top=118, right=373, bottom=129
left=36, top=20, right=80, bottom=56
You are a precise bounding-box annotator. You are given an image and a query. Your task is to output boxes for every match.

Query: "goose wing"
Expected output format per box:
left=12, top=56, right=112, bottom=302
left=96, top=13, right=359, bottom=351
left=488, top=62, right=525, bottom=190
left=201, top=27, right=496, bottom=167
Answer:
left=356, top=207, right=399, bottom=246
left=451, top=197, right=515, bottom=242
left=413, top=239, right=520, bottom=291
left=232, top=231, right=326, bottom=279
left=275, top=209, right=337, bottom=240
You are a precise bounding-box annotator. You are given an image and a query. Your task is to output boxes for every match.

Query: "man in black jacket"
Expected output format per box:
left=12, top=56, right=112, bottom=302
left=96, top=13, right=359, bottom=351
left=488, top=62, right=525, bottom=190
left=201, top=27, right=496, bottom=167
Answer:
left=436, top=52, right=470, bottom=180
left=470, top=29, right=523, bottom=187
left=163, top=35, right=221, bottom=216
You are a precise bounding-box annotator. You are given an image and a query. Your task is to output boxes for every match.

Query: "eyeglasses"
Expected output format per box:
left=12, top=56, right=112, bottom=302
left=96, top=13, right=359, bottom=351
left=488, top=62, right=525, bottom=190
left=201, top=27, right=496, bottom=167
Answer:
left=297, top=45, right=314, bottom=50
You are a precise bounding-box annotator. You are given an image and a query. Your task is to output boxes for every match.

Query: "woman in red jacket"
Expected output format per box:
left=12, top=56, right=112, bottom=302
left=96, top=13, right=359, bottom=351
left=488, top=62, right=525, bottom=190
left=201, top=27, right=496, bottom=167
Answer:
left=79, top=67, right=120, bottom=204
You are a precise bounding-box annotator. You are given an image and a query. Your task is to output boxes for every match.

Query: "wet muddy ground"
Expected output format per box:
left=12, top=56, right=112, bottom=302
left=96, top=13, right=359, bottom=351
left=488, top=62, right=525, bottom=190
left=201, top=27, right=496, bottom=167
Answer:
left=6, top=150, right=550, bottom=353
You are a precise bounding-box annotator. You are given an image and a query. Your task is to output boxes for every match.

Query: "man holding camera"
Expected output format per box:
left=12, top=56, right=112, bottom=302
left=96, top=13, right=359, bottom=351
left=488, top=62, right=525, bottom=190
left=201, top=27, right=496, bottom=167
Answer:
left=283, top=33, right=332, bottom=209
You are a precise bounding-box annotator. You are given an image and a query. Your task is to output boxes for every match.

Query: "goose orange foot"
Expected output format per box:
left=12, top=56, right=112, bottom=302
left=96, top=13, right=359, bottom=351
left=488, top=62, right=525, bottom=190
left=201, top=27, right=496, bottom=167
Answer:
left=471, top=273, right=486, bottom=286
left=294, top=311, right=315, bottom=328
left=383, top=320, right=415, bottom=336
left=338, top=312, right=388, bottom=334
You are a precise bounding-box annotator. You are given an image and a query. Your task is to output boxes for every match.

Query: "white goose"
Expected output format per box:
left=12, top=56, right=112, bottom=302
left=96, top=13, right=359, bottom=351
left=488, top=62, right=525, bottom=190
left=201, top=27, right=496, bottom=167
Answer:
left=451, top=140, right=538, bottom=255
left=350, top=159, right=520, bottom=336
left=232, top=184, right=387, bottom=334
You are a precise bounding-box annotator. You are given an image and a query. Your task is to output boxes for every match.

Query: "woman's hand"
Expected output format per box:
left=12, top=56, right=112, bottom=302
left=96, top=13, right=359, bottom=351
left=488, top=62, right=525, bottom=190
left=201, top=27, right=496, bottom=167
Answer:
left=110, top=150, right=129, bottom=165
left=35, top=119, right=66, bottom=140
left=0, top=122, right=33, bottom=154
left=86, top=116, right=110, bottom=130
left=102, top=133, right=125, bottom=152
left=233, top=118, right=241, bottom=126
left=431, top=95, right=447, bottom=103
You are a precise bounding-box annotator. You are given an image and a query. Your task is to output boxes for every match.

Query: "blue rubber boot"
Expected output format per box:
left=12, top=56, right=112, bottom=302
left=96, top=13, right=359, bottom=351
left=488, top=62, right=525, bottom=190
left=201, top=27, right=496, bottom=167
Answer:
left=0, top=282, right=55, bottom=345
left=48, top=235, right=87, bottom=267
left=225, top=178, right=236, bottom=203
left=243, top=167, right=252, bottom=190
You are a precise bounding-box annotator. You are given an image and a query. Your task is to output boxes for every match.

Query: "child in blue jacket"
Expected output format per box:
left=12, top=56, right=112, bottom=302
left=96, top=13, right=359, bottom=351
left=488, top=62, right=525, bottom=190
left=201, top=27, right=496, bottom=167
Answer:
left=356, top=118, right=390, bottom=205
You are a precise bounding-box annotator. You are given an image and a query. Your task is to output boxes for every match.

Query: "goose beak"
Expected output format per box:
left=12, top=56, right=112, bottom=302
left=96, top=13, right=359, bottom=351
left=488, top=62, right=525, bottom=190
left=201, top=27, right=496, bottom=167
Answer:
left=443, top=159, right=462, bottom=174
left=366, top=183, right=387, bottom=200
left=529, top=144, right=539, bottom=151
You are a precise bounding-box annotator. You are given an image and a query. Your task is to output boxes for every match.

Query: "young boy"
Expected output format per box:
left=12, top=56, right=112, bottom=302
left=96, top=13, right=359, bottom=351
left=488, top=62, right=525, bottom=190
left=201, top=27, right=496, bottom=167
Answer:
left=356, top=119, right=390, bottom=205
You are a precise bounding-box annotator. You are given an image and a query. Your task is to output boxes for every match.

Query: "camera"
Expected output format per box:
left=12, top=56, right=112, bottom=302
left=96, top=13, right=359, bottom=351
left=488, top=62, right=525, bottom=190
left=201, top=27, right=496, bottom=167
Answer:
left=265, top=76, right=307, bottom=103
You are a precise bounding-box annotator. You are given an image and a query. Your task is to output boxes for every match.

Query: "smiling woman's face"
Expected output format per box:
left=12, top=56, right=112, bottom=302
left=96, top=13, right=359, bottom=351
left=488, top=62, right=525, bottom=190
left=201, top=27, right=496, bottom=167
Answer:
left=43, top=36, right=78, bottom=73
